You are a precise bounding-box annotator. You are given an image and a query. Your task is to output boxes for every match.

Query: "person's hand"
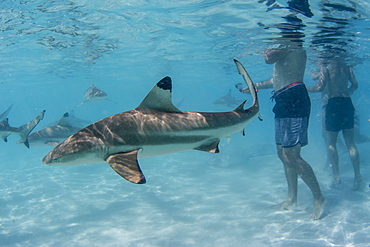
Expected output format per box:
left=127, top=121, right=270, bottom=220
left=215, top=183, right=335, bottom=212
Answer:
left=235, top=83, right=251, bottom=94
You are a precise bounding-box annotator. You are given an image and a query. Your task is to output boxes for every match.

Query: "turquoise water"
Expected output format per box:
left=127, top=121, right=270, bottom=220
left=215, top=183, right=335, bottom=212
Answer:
left=1, top=0, right=370, bottom=246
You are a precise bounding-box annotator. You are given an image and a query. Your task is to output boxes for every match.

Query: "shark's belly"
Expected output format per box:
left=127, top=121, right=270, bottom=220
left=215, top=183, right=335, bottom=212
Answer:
left=137, top=140, right=209, bottom=158
left=111, top=124, right=246, bottom=159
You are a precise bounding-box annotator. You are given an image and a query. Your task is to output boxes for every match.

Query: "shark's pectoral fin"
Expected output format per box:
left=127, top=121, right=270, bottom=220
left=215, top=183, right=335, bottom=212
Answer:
left=106, top=150, right=146, bottom=184
left=194, top=139, right=220, bottom=153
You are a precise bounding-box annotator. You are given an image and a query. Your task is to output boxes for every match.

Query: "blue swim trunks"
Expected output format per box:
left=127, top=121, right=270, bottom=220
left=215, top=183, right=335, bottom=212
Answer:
left=273, top=82, right=311, bottom=147
left=275, top=117, right=309, bottom=147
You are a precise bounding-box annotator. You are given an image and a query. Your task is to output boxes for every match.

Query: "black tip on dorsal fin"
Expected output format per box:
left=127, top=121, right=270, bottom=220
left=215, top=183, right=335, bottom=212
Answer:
left=63, top=112, right=69, bottom=117
left=156, top=76, right=172, bottom=92
left=2, top=118, right=10, bottom=126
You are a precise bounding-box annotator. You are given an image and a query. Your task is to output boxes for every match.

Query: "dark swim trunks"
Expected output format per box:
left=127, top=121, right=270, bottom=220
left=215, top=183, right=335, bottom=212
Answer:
left=273, top=82, right=311, bottom=147
left=273, top=82, right=311, bottom=118
left=325, top=97, right=355, bottom=132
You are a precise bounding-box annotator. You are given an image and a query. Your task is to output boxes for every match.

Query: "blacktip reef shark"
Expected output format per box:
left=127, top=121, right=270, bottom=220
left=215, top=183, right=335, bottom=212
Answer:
left=43, top=59, right=260, bottom=184
left=77, top=84, right=116, bottom=107
left=46, top=110, right=91, bottom=128
left=0, top=110, right=45, bottom=148
left=0, top=105, right=13, bottom=122
left=212, top=89, right=243, bottom=109
left=24, top=112, right=82, bottom=147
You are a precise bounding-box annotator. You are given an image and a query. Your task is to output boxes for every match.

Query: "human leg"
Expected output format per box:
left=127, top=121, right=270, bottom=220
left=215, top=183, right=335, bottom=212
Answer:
left=326, top=130, right=340, bottom=186
left=283, top=144, right=326, bottom=219
left=276, top=144, right=298, bottom=209
left=342, top=128, right=361, bottom=190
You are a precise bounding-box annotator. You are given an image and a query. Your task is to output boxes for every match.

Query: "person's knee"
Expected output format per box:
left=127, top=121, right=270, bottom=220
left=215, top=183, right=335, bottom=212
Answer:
left=348, top=146, right=359, bottom=158
left=328, top=144, right=336, bottom=153
left=282, top=148, right=300, bottom=163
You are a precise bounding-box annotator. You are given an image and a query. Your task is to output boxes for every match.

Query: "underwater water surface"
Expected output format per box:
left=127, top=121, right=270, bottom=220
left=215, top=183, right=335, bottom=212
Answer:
left=1, top=0, right=370, bottom=246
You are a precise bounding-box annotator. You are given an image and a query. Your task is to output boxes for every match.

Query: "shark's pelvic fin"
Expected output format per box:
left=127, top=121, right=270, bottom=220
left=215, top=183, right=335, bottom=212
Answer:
left=194, top=139, right=220, bottom=153
left=136, top=76, right=182, bottom=113
left=106, top=150, right=146, bottom=184
left=45, top=141, right=60, bottom=146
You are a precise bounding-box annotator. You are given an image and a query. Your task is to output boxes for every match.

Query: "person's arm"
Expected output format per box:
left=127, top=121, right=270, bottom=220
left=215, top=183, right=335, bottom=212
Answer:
left=307, top=66, right=328, bottom=93
left=236, top=78, right=273, bottom=94
left=348, top=67, right=358, bottom=95
left=255, top=78, right=274, bottom=89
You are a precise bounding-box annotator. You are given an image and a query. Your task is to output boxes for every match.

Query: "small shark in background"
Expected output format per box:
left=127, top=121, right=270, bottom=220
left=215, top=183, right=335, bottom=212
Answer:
left=25, top=112, right=82, bottom=147
left=0, top=110, right=45, bottom=148
left=212, top=89, right=244, bottom=109
left=77, top=84, right=116, bottom=107
left=46, top=110, right=90, bottom=129
left=43, top=59, right=260, bottom=184
left=0, top=105, right=13, bottom=122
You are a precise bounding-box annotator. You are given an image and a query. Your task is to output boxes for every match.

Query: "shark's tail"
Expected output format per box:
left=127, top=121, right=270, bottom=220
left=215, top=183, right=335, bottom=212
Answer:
left=18, top=110, right=46, bottom=148
left=233, top=59, right=262, bottom=121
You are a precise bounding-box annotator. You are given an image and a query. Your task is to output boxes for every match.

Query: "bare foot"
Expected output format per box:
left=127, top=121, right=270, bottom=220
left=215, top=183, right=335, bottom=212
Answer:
left=311, top=196, right=326, bottom=220
left=330, top=177, right=342, bottom=188
left=353, top=175, right=362, bottom=191
left=272, top=200, right=297, bottom=211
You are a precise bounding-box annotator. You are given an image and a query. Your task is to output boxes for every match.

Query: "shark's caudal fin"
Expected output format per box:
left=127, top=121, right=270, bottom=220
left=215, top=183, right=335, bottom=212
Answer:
left=18, top=110, right=46, bottom=148
left=136, top=76, right=182, bottom=113
left=233, top=59, right=263, bottom=121
left=233, top=59, right=258, bottom=108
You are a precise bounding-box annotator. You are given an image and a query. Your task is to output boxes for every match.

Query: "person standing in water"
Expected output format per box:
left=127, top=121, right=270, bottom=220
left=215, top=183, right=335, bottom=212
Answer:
left=238, top=40, right=326, bottom=220
left=307, top=57, right=361, bottom=190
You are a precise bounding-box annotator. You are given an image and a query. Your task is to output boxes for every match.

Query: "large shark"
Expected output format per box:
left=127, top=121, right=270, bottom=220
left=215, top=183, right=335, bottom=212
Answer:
left=43, top=60, right=260, bottom=184
left=25, top=112, right=82, bottom=147
left=0, top=110, right=45, bottom=148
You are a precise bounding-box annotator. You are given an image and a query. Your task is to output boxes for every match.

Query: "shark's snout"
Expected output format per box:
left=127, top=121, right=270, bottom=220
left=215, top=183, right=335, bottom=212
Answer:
left=42, top=152, right=55, bottom=164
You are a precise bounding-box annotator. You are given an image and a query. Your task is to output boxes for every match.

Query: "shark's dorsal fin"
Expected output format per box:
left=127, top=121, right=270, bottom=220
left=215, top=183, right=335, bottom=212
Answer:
left=194, top=139, right=220, bottom=153
left=0, top=118, right=10, bottom=142
left=0, top=104, right=12, bottom=121
left=234, top=101, right=247, bottom=112
left=0, top=118, right=10, bottom=127
left=136, top=76, right=182, bottom=113
left=57, top=113, right=71, bottom=127
left=106, top=150, right=146, bottom=184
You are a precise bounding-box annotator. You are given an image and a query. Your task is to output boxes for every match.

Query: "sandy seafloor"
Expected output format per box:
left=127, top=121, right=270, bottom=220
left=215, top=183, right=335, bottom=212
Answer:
left=1, top=0, right=370, bottom=246
left=1, top=126, right=370, bottom=246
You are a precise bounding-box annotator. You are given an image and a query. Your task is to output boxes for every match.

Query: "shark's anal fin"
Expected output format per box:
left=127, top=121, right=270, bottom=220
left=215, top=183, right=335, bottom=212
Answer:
left=106, top=150, right=146, bottom=184
left=194, top=139, right=220, bottom=153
